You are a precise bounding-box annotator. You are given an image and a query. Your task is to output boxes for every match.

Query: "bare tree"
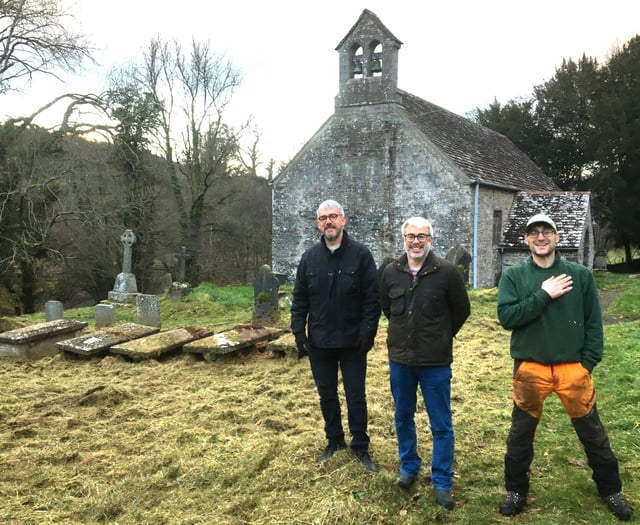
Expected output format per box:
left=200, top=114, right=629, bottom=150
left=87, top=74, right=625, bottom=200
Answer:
left=118, top=37, right=254, bottom=280
left=0, top=0, right=93, bottom=94
left=238, top=124, right=264, bottom=178
left=0, top=124, right=91, bottom=312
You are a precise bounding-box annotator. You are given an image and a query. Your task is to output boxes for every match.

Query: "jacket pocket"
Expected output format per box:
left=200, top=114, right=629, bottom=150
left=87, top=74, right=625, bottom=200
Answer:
left=305, top=271, right=318, bottom=293
left=340, top=267, right=360, bottom=295
left=388, top=286, right=406, bottom=316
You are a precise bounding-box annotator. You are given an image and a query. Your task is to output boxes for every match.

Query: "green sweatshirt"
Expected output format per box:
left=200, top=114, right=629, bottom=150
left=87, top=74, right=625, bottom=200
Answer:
left=497, top=255, right=603, bottom=372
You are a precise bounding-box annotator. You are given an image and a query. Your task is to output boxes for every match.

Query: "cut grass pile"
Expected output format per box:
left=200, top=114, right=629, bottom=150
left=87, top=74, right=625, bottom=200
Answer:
left=0, top=276, right=638, bottom=524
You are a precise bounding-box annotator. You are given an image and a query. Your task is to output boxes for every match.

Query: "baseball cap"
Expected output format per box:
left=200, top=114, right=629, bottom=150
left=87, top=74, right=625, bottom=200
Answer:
left=526, top=213, right=557, bottom=232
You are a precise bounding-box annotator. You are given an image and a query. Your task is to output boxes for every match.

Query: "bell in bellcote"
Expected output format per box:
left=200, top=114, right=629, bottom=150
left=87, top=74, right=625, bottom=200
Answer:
left=352, top=59, right=363, bottom=75
left=371, top=58, right=382, bottom=73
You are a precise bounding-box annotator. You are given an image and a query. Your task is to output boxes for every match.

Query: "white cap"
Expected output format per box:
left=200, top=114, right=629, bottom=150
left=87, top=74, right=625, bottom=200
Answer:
left=526, top=213, right=557, bottom=232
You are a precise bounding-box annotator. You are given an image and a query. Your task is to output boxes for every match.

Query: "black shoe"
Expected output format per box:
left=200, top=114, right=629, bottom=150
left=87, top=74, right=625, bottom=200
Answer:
left=397, top=472, right=416, bottom=489
left=499, top=491, right=526, bottom=516
left=354, top=451, right=379, bottom=472
left=317, top=440, right=346, bottom=465
left=603, top=492, right=633, bottom=521
left=435, top=489, right=454, bottom=510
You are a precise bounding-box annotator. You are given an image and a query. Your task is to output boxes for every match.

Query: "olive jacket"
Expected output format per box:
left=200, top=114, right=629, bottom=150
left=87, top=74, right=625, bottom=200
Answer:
left=380, top=251, right=470, bottom=366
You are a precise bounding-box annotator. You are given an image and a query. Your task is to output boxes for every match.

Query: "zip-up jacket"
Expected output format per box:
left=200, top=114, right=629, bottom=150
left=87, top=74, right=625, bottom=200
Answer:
left=497, top=255, right=603, bottom=372
left=291, top=230, right=381, bottom=348
left=380, top=251, right=470, bottom=366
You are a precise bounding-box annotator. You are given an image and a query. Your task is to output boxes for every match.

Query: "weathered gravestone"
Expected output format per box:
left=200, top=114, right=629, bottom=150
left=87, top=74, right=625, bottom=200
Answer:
left=95, top=303, right=115, bottom=328
left=593, top=223, right=608, bottom=271
left=110, top=326, right=214, bottom=360
left=446, top=244, right=472, bottom=284
left=183, top=324, right=284, bottom=362
left=45, top=300, right=64, bottom=321
left=108, top=229, right=140, bottom=304
left=252, top=265, right=280, bottom=324
left=169, top=246, right=192, bottom=299
left=176, top=245, right=191, bottom=281
left=56, top=322, right=160, bottom=358
left=137, top=294, right=160, bottom=328
left=0, top=319, right=88, bottom=359
left=155, top=273, right=173, bottom=295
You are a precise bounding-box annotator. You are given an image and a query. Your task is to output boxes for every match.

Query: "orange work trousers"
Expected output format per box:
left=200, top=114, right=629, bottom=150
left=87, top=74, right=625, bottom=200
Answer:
left=513, top=361, right=595, bottom=420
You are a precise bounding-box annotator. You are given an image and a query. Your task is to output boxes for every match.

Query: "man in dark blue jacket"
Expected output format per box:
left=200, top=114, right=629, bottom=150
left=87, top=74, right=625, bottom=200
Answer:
left=291, top=199, right=381, bottom=472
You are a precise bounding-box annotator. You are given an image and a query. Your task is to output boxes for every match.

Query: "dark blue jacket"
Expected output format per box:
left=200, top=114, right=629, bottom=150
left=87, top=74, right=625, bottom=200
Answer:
left=291, top=230, right=381, bottom=348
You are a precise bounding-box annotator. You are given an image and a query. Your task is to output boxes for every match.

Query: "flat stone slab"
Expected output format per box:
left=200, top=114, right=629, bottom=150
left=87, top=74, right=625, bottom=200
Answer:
left=183, top=324, right=284, bottom=361
left=56, top=322, right=160, bottom=357
left=0, top=319, right=88, bottom=359
left=110, top=326, right=214, bottom=360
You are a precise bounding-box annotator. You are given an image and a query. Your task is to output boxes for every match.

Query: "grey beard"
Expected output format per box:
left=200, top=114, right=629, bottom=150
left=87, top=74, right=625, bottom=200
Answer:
left=407, top=247, right=430, bottom=260
left=324, top=228, right=341, bottom=242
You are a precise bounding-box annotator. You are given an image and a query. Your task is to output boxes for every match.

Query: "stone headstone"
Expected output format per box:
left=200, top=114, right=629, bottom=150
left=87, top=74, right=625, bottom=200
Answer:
left=377, top=256, right=395, bottom=282
left=593, top=223, right=608, bottom=271
left=95, top=303, right=116, bottom=328
left=45, top=300, right=64, bottom=321
left=446, top=245, right=472, bottom=284
left=155, top=273, right=173, bottom=295
left=176, top=245, right=191, bottom=282
left=168, top=246, right=192, bottom=300
left=120, top=229, right=136, bottom=274
left=136, top=294, right=160, bottom=328
left=169, top=281, right=192, bottom=300
left=252, top=265, right=280, bottom=324
left=108, top=229, right=140, bottom=304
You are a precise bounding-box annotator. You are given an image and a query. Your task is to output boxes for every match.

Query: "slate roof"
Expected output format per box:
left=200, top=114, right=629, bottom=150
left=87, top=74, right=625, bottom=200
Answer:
left=500, top=191, right=592, bottom=249
left=397, top=90, right=559, bottom=192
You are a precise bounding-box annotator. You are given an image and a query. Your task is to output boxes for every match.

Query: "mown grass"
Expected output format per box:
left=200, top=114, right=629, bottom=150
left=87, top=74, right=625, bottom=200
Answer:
left=0, top=275, right=637, bottom=524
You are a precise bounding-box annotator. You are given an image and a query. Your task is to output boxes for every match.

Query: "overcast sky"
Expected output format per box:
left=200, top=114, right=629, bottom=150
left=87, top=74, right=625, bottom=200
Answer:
left=3, top=0, right=639, bottom=170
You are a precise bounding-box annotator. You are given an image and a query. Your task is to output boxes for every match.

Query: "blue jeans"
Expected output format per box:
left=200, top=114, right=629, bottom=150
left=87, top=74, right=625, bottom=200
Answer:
left=389, top=360, right=454, bottom=490
left=309, top=347, right=369, bottom=452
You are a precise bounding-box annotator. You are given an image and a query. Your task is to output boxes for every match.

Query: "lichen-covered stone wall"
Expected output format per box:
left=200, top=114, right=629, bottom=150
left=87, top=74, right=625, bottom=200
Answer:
left=272, top=103, right=473, bottom=283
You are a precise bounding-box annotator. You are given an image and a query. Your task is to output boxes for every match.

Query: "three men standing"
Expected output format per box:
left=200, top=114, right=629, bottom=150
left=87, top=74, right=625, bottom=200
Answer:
left=291, top=206, right=632, bottom=520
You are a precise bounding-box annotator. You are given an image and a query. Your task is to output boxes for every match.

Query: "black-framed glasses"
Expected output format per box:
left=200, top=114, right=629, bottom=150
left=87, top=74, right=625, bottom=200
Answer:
left=404, top=233, right=430, bottom=242
left=526, top=229, right=555, bottom=239
left=317, top=213, right=340, bottom=222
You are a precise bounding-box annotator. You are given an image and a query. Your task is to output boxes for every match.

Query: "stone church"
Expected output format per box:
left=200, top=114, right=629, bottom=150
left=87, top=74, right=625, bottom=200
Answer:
left=271, top=9, right=594, bottom=288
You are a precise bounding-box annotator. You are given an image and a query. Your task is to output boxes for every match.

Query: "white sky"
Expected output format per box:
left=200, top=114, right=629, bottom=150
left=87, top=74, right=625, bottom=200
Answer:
left=3, top=0, right=639, bottom=172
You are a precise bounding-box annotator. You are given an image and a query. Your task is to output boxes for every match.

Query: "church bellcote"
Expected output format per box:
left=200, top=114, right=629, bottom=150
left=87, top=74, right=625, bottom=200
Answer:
left=335, top=9, right=402, bottom=109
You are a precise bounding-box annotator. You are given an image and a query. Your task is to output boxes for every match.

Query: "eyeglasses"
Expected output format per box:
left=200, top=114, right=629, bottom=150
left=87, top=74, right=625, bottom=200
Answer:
left=526, top=229, right=555, bottom=239
left=317, top=213, right=341, bottom=222
left=404, top=233, right=431, bottom=242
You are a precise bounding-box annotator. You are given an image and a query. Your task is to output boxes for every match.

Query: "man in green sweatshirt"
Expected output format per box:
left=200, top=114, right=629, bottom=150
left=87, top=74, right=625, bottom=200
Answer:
left=496, top=213, right=632, bottom=521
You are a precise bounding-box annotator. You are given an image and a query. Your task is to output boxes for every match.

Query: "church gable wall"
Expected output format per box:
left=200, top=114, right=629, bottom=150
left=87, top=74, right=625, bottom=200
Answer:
left=272, top=105, right=472, bottom=281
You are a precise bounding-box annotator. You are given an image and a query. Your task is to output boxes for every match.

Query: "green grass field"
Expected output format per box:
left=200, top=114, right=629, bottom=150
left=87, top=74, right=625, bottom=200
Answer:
left=0, top=273, right=637, bottom=524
